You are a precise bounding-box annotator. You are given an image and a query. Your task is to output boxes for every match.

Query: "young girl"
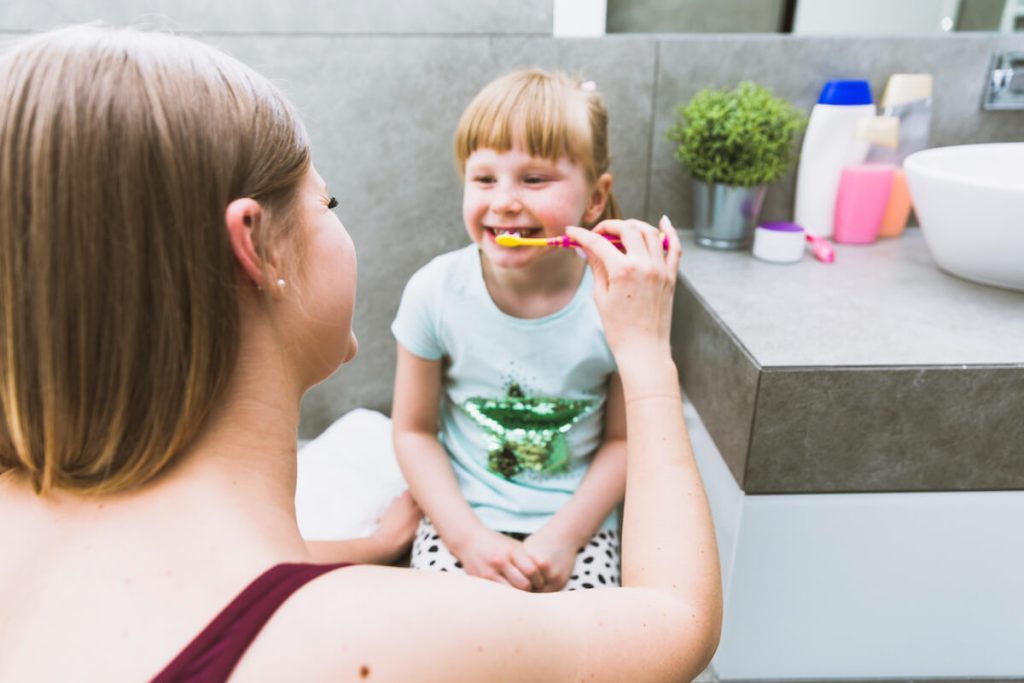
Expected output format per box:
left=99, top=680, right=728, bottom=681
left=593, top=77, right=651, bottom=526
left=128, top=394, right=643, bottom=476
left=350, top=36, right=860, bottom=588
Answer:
left=391, top=69, right=628, bottom=592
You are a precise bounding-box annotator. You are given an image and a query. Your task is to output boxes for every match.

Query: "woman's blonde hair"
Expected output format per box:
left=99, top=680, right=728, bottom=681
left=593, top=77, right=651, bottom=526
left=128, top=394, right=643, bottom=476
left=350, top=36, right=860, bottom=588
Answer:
left=0, top=26, right=310, bottom=494
left=453, top=68, right=621, bottom=224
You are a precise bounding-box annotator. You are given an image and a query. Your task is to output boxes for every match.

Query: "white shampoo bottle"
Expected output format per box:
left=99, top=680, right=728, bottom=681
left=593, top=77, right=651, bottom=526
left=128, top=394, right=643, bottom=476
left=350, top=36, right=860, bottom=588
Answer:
left=794, top=80, right=876, bottom=238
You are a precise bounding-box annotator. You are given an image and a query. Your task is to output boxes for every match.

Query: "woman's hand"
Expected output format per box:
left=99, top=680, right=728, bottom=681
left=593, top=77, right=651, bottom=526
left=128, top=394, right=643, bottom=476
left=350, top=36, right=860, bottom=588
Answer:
left=371, top=491, right=423, bottom=561
left=566, top=216, right=681, bottom=364
left=304, top=491, right=422, bottom=565
left=523, top=527, right=578, bottom=592
left=451, top=526, right=544, bottom=592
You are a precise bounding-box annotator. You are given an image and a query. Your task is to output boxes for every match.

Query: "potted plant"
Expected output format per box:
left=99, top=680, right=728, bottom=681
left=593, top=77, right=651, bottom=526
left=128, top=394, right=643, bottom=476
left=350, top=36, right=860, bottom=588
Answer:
left=667, top=81, right=804, bottom=249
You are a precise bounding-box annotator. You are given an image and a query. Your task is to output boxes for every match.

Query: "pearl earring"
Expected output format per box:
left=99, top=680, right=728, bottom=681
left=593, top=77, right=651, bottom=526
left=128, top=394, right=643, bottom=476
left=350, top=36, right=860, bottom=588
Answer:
left=276, top=278, right=286, bottom=289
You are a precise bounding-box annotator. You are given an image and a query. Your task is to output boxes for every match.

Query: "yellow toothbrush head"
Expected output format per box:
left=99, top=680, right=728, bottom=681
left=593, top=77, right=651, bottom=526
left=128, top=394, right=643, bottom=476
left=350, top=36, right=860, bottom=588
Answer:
left=495, top=233, right=550, bottom=247
left=494, top=233, right=521, bottom=247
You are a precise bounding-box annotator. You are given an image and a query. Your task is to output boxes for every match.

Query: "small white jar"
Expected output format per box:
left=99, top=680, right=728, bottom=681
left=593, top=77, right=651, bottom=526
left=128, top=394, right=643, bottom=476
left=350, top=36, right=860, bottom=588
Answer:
left=753, top=222, right=805, bottom=264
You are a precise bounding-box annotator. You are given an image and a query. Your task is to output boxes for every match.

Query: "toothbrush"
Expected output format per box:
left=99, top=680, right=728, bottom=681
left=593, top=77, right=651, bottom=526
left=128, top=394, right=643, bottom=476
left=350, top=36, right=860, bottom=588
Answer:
left=805, top=234, right=835, bottom=263
left=495, top=232, right=670, bottom=251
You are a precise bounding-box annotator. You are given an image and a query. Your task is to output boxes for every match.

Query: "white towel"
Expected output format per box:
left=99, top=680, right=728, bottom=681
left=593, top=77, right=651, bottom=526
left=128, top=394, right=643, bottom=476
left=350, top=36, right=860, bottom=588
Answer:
left=295, top=409, right=408, bottom=540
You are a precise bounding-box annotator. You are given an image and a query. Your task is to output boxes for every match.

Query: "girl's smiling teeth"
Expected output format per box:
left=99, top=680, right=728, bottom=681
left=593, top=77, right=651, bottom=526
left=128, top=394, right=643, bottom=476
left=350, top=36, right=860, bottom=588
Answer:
left=488, top=226, right=541, bottom=238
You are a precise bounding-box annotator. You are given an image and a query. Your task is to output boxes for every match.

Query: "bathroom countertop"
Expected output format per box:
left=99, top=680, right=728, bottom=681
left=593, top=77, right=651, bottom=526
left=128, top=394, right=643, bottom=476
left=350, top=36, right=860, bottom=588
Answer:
left=670, top=229, right=1024, bottom=494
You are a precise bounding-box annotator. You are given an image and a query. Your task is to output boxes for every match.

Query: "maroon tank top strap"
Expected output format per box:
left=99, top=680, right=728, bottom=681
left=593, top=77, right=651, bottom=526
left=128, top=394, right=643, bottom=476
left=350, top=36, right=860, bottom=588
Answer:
left=151, top=562, right=351, bottom=683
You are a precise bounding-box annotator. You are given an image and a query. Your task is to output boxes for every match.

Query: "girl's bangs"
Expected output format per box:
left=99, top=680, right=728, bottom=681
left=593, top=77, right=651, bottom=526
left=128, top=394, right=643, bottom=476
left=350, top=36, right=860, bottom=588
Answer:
left=457, top=79, right=592, bottom=172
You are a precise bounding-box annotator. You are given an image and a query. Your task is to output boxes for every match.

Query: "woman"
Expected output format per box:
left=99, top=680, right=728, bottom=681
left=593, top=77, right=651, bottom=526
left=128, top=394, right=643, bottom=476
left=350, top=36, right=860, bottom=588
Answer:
left=0, top=25, right=721, bottom=682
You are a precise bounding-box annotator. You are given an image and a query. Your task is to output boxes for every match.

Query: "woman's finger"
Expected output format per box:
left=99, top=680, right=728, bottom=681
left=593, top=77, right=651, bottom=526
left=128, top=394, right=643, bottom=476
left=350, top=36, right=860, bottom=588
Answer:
left=660, top=215, right=682, bottom=279
left=566, top=225, right=618, bottom=290
left=567, top=224, right=622, bottom=262
left=618, top=220, right=659, bottom=260
left=631, top=219, right=663, bottom=259
left=588, top=218, right=624, bottom=239
left=615, top=219, right=652, bottom=259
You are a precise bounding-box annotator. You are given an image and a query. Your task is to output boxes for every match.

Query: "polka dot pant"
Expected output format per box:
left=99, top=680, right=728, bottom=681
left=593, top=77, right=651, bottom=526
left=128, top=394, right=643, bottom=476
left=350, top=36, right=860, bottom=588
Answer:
left=409, top=518, right=621, bottom=590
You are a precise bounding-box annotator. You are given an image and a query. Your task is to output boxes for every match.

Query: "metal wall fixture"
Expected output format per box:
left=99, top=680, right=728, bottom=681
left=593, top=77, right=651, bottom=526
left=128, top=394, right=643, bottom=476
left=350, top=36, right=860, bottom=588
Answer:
left=983, top=51, right=1024, bottom=110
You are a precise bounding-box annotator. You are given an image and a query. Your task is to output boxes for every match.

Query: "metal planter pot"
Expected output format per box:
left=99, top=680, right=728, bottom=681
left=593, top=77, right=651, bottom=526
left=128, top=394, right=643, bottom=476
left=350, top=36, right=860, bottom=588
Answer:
left=692, top=180, right=767, bottom=250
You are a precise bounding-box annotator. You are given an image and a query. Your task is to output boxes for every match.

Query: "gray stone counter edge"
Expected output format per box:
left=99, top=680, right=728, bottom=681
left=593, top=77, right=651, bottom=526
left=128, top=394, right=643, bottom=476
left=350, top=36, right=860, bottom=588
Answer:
left=671, top=276, right=1024, bottom=494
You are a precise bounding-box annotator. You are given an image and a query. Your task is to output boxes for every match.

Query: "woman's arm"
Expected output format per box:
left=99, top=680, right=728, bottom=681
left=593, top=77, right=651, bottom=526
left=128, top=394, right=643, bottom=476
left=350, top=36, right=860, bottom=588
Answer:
left=524, top=373, right=627, bottom=590
left=577, top=220, right=720, bottom=618
left=391, top=344, right=542, bottom=590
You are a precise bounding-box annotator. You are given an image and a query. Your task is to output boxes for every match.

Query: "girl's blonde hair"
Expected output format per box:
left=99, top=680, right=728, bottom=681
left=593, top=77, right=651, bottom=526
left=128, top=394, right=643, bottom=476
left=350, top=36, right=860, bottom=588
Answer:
left=0, top=26, right=310, bottom=495
left=453, top=68, right=622, bottom=224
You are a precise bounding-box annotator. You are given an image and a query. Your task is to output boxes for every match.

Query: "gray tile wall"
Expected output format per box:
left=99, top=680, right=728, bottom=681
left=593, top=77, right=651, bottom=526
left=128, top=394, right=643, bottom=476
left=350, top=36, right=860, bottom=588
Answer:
left=2, top=4, right=1021, bottom=439
left=0, top=0, right=552, bottom=34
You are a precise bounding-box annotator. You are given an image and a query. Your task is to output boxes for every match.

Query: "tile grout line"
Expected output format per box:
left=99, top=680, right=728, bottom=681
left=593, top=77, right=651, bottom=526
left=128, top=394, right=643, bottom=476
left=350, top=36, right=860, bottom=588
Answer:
left=642, top=40, right=661, bottom=221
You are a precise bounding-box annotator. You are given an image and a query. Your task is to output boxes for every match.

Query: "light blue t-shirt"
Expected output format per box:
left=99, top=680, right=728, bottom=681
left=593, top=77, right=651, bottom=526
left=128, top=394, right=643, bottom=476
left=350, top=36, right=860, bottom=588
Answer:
left=391, top=244, right=618, bottom=534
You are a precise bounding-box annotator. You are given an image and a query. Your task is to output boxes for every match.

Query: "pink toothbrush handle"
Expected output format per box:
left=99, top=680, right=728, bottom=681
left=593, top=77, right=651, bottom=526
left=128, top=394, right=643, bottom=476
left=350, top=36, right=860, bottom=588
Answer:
left=806, top=234, right=835, bottom=263
left=554, top=233, right=670, bottom=251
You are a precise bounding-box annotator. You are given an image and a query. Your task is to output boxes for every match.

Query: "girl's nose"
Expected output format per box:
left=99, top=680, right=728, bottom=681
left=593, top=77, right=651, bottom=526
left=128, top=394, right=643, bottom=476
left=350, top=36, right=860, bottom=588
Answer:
left=490, top=183, right=522, bottom=213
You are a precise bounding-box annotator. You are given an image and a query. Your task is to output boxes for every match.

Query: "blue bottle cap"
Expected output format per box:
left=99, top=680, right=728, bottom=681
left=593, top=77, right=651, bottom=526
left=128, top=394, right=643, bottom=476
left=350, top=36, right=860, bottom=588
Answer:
left=818, top=80, right=873, bottom=106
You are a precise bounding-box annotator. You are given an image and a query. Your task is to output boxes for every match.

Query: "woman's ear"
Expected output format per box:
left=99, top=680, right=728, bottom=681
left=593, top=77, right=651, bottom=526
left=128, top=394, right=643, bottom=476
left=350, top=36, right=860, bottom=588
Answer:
left=583, top=172, right=613, bottom=225
left=225, top=198, right=267, bottom=288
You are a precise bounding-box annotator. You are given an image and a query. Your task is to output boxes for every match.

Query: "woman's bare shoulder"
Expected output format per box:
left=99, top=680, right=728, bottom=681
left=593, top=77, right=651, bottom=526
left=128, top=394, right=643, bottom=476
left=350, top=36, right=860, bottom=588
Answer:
left=230, top=565, right=540, bottom=681
left=231, top=564, right=708, bottom=683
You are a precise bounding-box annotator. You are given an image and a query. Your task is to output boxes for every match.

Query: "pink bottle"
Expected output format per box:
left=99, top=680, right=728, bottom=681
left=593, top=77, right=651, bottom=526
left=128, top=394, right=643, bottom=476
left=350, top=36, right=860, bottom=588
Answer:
left=833, top=164, right=895, bottom=244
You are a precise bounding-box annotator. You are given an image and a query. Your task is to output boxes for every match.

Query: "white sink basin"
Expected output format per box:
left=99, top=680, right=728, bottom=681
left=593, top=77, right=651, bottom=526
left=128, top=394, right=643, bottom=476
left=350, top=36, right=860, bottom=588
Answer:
left=904, top=143, right=1024, bottom=293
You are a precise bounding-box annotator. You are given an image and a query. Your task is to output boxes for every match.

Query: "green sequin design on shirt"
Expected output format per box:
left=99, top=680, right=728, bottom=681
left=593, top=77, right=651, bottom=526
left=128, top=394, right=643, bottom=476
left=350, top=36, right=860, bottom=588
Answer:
left=463, top=383, right=594, bottom=480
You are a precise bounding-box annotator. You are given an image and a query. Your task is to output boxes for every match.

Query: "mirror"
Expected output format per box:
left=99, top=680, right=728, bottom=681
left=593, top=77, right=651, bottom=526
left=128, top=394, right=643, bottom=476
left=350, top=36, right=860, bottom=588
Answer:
left=606, top=0, right=1023, bottom=34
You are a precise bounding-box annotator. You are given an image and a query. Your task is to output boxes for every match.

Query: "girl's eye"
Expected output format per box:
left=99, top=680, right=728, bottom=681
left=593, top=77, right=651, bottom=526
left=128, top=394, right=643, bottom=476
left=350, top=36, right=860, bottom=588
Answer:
left=327, top=196, right=338, bottom=209
left=525, top=176, right=548, bottom=184
left=473, top=175, right=494, bottom=184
